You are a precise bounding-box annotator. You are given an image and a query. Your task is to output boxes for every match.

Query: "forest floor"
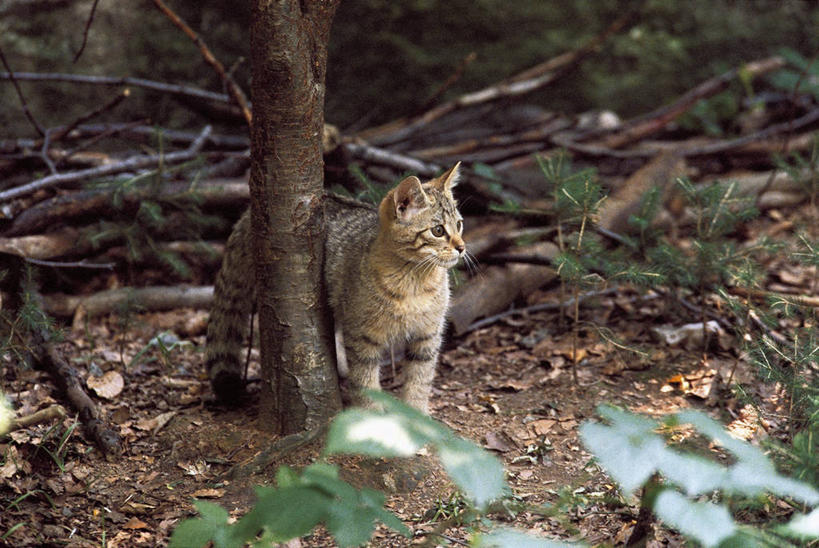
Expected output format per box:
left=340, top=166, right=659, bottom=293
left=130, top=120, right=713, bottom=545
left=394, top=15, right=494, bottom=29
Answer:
left=0, top=203, right=812, bottom=547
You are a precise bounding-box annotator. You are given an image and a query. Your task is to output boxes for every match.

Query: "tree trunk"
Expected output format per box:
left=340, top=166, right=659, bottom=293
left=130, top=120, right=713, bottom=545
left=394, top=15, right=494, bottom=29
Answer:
left=249, top=0, right=342, bottom=434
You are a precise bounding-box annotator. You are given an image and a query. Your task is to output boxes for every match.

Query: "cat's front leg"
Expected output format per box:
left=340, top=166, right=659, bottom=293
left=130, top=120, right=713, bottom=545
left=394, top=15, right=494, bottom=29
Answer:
left=401, top=332, right=442, bottom=414
left=344, top=332, right=383, bottom=407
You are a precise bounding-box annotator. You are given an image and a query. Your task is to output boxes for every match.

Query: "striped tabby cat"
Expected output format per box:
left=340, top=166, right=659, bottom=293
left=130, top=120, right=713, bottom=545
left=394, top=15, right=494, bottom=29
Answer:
left=206, top=163, right=464, bottom=413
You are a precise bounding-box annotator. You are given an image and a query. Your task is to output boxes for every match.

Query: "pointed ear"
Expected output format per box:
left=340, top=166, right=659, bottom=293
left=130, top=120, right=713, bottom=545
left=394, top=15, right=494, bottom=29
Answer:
left=430, top=162, right=461, bottom=192
left=392, top=176, right=427, bottom=221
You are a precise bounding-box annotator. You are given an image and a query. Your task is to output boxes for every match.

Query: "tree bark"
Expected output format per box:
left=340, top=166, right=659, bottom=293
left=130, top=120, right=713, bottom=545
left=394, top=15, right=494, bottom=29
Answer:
left=250, top=0, right=342, bottom=434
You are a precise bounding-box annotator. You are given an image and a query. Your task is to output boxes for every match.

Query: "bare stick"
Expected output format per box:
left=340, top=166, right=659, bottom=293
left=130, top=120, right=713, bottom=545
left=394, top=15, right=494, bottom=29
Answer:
left=150, top=0, right=252, bottom=125
left=0, top=45, right=45, bottom=137
left=0, top=71, right=231, bottom=105
left=0, top=142, right=209, bottom=203
left=43, top=285, right=214, bottom=317
left=72, top=0, right=100, bottom=63
left=589, top=56, right=786, bottom=148
left=7, top=404, right=67, bottom=432
left=360, top=10, right=638, bottom=146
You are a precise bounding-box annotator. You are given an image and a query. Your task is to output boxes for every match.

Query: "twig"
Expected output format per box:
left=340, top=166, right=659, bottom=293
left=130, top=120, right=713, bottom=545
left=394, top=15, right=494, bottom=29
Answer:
left=24, top=257, right=115, bottom=270
left=0, top=45, right=45, bottom=137
left=53, top=89, right=131, bottom=145
left=583, top=56, right=786, bottom=148
left=463, top=287, right=620, bottom=334
left=754, top=48, right=819, bottom=210
left=72, top=0, right=100, bottom=63
left=7, top=405, right=67, bottom=432
left=0, top=142, right=210, bottom=202
left=0, top=71, right=231, bottom=105
left=415, top=51, right=477, bottom=114
left=360, top=10, right=638, bottom=147
left=42, top=285, right=214, bottom=317
left=150, top=0, right=253, bottom=125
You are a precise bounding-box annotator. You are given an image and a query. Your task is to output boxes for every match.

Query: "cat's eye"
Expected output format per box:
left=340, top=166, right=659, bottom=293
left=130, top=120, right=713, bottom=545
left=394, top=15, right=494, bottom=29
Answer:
left=456, top=220, right=463, bottom=233
left=431, top=225, right=446, bottom=237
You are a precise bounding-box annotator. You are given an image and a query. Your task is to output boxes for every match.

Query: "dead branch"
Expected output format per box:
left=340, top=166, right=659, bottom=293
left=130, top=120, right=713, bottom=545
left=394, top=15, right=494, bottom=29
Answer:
left=728, top=286, right=819, bottom=308
left=72, top=0, right=100, bottom=63
left=150, top=0, right=252, bottom=125
left=6, top=404, right=67, bottom=432
left=0, top=46, right=45, bottom=137
left=415, top=52, right=477, bottom=115
left=0, top=126, right=213, bottom=203
left=358, top=11, right=638, bottom=147
left=0, top=71, right=231, bottom=105
left=449, top=242, right=559, bottom=335
left=33, top=334, right=121, bottom=455
left=43, top=285, right=214, bottom=318
left=584, top=56, right=786, bottom=148
left=5, top=177, right=247, bottom=236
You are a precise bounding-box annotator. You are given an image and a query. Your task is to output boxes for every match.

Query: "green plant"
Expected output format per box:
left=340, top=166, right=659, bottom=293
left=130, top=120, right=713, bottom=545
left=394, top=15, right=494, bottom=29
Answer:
left=580, top=405, right=819, bottom=547
left=536, top=152, right=606, bottom=384
left=170, top=392, right=577, bottom=548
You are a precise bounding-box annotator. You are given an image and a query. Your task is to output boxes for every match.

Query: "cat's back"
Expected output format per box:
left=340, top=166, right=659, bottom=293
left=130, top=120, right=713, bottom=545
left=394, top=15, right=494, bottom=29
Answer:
left=323, top=194, right=377, bottom=307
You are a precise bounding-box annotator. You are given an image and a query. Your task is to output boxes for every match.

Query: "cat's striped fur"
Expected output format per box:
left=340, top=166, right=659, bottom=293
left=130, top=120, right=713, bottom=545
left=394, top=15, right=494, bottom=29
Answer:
left=206, top=164, right=464, bottom=413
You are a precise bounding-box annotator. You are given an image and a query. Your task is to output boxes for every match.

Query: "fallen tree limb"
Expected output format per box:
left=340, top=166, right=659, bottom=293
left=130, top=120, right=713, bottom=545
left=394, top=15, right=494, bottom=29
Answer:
left=0, top=71, right=231, bottom=105
left=449, top=242, right=559, bottom=335
left=33, top=334, right=121, bottom=456
left=5, top=177, right=248, bottom=236
left=583, top=56, right=786, bottom=148
left=150, top=0, right=252, bottom=125
left=6, top=404, right=67, bottom=432
left=359, top=10, right=638, bottom=147
left=42, top=285, right=214, bottom=318
left=0, top=126, right=213, bottom=203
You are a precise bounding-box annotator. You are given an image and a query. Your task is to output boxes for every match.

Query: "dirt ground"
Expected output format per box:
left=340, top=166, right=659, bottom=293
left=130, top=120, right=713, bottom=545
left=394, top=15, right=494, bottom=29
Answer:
left=0, top=206, right=809, bottom=547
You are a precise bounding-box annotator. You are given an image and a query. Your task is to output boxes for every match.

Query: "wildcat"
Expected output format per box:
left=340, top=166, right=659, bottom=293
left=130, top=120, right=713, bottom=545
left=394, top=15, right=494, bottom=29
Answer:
left=206, top=163, right=464, bottom=413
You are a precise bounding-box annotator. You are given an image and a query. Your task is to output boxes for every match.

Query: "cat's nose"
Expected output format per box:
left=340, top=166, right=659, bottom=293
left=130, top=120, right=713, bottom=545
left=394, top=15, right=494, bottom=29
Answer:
left=455, top=243, right=465, bottom=254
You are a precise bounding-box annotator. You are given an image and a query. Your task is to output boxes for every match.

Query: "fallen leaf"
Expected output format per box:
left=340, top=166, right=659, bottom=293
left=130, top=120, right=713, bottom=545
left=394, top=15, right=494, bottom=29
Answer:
left=123, top=517, right=149, bottom=530
left=136, top=411, right=177, bottom=433
left=484, top=431, right=515, bottom=453
left=86, top=370, right=125, bottom=399
left=192, top=487, right=225, bottom=498
left=531, top=419, right=556, bottom=436
left=487, top=378, right=533, bottom=392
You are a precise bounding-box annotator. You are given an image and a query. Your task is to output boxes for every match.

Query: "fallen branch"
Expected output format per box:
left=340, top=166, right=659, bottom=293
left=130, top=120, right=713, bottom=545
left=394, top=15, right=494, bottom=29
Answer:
left=43, top=285, right=214, bottom=318
left=6, top=404, right=67, bottom=432
left=728, top=286, right=819, bottom=308
left=33, top=334, right=121, bottom=455
left=5, top=177, right=247, bottom=236
left=449, top=242, right=559, bottom=335
left=359, top=10, right=638, bottom=147
left=0, top=71, right=231, bottom=105
left=584, top=56, right=786, bottom=148
left=0, top=126, right=213, bottom=203
left=151, top=0, right=252, bottom=125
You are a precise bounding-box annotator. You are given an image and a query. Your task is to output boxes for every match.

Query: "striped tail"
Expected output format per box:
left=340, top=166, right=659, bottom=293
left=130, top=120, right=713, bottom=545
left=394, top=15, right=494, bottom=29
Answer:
left=205, top=211, right=255, bottom=403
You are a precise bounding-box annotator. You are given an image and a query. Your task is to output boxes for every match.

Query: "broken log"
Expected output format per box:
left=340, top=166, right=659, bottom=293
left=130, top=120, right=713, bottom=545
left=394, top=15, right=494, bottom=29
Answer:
left=42, top=285, right=214, bottom=318
left=449, top=242, right=559, bottom=335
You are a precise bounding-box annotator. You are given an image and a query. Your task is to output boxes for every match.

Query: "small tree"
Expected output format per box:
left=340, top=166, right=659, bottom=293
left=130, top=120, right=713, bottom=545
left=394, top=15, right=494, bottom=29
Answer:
left=249, top=0, right=342, bottom=434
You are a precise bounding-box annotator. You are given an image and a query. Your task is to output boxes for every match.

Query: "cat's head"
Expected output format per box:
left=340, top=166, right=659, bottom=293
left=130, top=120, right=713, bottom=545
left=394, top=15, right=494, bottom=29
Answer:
left=378, top=163, right=465, bottom=269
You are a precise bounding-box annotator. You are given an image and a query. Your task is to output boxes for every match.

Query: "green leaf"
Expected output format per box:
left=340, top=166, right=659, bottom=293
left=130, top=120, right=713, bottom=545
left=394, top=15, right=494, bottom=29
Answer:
left=238, top=485, right=327, bottom=542
left=652, top=489, right=736, bottom=548
left=168, top=500, right=235, bottom=548
left=473, top=528, right=582, bottom=547
left=578, top=409, right=665, bottom=496
left=437, top=435, right=506, bottom=510
left=326, top=408, right=424, bottom=457
left=777, top=508, right=819, bottom=541
left=324, top=501, right=379, bottom=547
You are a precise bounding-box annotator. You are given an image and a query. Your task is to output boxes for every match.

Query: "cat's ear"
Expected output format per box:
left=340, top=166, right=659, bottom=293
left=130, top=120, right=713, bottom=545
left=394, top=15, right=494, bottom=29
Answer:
left=392, top=175, right=427, bottom=221
left=430, top=162, right=461, bottom=192
left=392, top=175, right=428, bottom=221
